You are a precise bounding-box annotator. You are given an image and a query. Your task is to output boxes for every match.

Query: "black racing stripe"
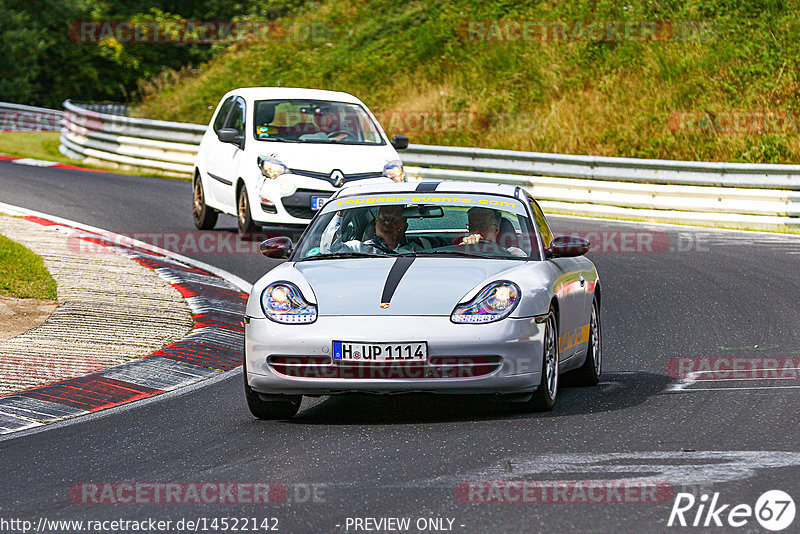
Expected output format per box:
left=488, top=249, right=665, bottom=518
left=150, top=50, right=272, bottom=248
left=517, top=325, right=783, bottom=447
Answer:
left=415, top=181, right=440, bottom=192
left=380, top=256, right=415, bottom=306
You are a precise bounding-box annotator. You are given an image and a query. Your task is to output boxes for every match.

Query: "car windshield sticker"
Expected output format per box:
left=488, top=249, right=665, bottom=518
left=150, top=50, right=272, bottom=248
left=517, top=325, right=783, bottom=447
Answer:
left=332, top=195, right=523, bottom=213
left=256, top=125, right=277, bottom=138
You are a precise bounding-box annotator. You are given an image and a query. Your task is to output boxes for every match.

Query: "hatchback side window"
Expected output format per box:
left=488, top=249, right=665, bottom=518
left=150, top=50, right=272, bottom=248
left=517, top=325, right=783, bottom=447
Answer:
left=225, top=98, right=246, bottom=134
left=528, top=195, right=554, bottom=248
left=213, top=97, right=235, bottom=133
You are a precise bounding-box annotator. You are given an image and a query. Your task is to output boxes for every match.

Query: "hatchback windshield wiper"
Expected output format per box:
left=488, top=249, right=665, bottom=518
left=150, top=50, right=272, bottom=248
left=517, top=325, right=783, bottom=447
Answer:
left=297, top=251, right=392, bottom=261
left=257, top=137, right=305, bottom=143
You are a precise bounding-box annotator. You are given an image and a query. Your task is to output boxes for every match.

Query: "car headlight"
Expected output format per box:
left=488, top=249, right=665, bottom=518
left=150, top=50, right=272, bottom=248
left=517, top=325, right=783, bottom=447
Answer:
left=382, top=160, right=405, bottom=182
left=451, top=281, right=520, bottom=324
left=261, top=282, right=317, bottom=324
left=258, top=157, right=289, bottom=179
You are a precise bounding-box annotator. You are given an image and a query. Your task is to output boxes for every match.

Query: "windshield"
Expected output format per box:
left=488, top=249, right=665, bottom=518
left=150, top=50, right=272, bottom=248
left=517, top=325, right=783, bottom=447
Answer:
left=252, top=99, right=384, bottom=145
left=293, top=194, right=541, bottom=261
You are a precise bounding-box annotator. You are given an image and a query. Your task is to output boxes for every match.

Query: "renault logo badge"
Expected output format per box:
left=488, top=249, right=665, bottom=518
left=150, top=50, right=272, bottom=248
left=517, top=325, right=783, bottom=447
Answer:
left=330, top=170, right=345, bottom=187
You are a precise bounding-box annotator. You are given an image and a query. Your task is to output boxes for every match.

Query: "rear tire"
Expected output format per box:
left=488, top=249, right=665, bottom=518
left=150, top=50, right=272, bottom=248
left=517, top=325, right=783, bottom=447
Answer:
left=243, top=361, right=301, bottom=420
left=237, top=184, right=257, bottom=235
left=193, top=176, right=218, bottom=230
left=524, top=310, right=559, bottom=412
left=569, top=297, right=602, bottom=386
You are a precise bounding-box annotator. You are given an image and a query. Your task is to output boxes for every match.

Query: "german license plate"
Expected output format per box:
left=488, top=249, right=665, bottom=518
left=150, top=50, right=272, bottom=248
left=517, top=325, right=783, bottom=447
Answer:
left=333, top=341, right=427, bottom=362
left=311, top=196, right=329, bottom=210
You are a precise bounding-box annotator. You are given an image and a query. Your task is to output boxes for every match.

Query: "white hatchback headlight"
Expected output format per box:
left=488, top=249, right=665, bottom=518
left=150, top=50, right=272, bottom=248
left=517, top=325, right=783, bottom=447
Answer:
left=258, top=157, right=289, bottom=179
left=451, top=281, right=520, bottom=324
left=261, top=282, right=317, bottom=324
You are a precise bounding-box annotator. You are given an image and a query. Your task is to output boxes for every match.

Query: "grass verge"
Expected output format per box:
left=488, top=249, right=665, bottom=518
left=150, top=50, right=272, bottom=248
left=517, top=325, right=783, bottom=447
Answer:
left=0, top=233, right=58, bottom=300
left=134, top=0, right=800, bottom=164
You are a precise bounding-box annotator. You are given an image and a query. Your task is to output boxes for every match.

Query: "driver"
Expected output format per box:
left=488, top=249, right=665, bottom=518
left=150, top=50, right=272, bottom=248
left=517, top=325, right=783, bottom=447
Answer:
left=337, top=205, right=423, bottom=254
left=314, top=111, right=352, bottom=142
left=363, top=205, right=423, bottom=253
left=460, top=207, right=501, bottom=245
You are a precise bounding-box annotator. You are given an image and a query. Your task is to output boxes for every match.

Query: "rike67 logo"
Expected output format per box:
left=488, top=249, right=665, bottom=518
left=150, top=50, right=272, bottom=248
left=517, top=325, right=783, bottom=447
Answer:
left=668, top=490, right=795, bottom=531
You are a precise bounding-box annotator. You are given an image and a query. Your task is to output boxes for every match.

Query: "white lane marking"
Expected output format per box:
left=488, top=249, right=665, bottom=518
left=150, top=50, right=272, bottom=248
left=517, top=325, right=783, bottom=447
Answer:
left=667, top=369, right=800, bottom=393
left=415, top=451, right=800, bottom=488
left=674, top=385, right=800, bottom=392
left=688, top=367, right=800, bottom=379
left=10, top=158, right=58, bottom=167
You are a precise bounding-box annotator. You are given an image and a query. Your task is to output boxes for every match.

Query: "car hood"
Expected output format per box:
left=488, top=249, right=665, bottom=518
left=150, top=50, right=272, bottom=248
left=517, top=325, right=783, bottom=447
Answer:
left=250, top=141, right=398, bottom=174
left=294, top=257, right=522, bottom=316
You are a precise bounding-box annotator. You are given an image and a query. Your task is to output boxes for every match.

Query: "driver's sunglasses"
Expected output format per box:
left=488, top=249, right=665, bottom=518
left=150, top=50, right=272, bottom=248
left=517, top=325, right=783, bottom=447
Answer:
left=376, top=215, right=404, bottom=224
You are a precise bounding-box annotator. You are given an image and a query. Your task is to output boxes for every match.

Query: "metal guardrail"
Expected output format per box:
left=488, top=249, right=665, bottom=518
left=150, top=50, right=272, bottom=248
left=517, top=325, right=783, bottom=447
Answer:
left=71, top=102, right=129, bottom=116
left=0, top=102, right=63, bottom=132
left=59, top=100, right=204, bottom=176
left=401, top=144, right=800, bottom=190
left=4, top=100, right=800, bottom=229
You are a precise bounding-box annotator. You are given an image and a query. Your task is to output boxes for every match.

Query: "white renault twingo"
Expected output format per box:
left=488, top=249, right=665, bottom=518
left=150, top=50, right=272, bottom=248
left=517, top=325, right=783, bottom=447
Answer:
left=193, top=87, right=408, bottom=233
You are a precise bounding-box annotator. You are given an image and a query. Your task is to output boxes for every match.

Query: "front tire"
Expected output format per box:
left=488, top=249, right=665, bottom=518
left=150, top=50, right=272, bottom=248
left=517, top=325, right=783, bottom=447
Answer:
left=237, top=184, right=257, bottom=235
left=569, top=297, right=602, bottom=386
left=243, top=361, right=301, bottom=420
left=525, top=310, right=559, bottom=412
left=193, top=176, right=218, bottom=230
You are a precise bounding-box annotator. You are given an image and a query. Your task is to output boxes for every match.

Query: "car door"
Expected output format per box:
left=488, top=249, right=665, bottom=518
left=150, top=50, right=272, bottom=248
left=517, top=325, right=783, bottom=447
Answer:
left=528, top=195, right=585, bottom=362
left=206, top=96, right=246, bottom=210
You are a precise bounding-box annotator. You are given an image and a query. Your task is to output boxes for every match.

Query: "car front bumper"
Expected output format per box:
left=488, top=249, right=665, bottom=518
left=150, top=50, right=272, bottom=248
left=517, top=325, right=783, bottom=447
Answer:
left=253, top=174, right=393, bottom=225
left=244, top=315, right=544, bottom=395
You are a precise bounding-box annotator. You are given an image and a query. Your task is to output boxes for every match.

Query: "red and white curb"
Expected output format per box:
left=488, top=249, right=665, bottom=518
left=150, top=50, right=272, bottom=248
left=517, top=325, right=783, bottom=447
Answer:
left=0, top=154, right=110, bottom=173
left=0, top=203, right=252, bottom=435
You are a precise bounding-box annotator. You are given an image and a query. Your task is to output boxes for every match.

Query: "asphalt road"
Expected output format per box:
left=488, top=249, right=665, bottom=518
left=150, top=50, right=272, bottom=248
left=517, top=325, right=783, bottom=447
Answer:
left=2, top=161, right=800, bottom=533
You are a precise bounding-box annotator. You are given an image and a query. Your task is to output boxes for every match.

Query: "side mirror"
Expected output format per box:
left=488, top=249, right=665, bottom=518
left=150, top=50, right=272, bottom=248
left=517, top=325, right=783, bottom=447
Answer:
left=547, top=235, right=590, bottom=258
left=260, top=236, right=293, bottom=259
left=391, top=134, right=409, bottom=150
left=217, top=128, right=243, bottom=145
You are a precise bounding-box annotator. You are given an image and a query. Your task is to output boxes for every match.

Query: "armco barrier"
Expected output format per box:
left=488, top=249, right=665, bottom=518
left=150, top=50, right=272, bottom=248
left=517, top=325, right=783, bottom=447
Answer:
left=4, top=100, right=800, bottom=229
left=0, top=102, right=63, bottom=132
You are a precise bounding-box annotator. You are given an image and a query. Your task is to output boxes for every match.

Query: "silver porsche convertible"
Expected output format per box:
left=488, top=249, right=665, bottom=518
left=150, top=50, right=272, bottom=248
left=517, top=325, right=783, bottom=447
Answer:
left=243, top=181, right=602, bottom=419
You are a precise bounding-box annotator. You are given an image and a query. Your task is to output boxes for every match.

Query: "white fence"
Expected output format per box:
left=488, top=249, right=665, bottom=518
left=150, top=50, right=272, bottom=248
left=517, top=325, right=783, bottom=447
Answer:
left=4, top=100, right=800, bottom=229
